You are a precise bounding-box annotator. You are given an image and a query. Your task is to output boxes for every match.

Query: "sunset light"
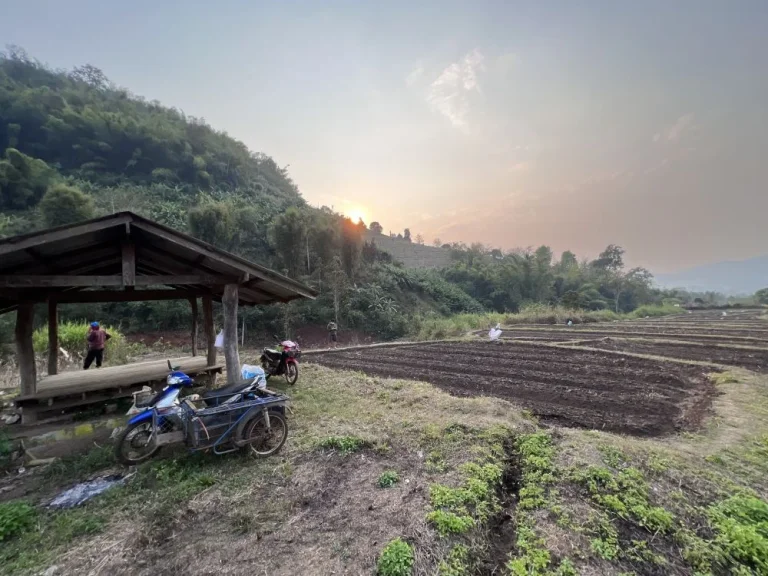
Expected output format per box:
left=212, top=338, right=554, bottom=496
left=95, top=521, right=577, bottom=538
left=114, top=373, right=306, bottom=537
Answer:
left=345, top=208, right=369, bottom=225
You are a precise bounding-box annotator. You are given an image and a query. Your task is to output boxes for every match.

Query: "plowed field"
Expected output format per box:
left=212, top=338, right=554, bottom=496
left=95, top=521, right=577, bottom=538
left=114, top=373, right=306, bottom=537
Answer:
left=308, top=342, right=715, bottom=436
left=574, top=338, right=768, bottom=372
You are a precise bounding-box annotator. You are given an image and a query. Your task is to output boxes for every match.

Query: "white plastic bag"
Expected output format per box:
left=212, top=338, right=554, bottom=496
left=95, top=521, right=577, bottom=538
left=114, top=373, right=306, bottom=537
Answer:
left=241, top=364, right=267, bottom=389
left=214, top=330, right=224, bottom=349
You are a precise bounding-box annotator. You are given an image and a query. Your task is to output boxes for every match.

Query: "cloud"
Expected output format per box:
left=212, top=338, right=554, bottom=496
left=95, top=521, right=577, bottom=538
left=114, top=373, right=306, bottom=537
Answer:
left=405, top=64, right=424, bottom=87
left=655, top=113, right=696, bottom=142
left=509, top=162, right=529, bottom=173
left=426, top=49, right=485, bottom=129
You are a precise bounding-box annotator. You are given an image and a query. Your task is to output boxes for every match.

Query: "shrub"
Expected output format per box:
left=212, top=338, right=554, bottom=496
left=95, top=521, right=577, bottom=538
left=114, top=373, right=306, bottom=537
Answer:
left=438, top=544, right=470, bottom=575
left=708, top=494, right=768, bottom=573
left=39, top=184, right=94, bottom=227
left=377, top=538, right=414, bottom=576
left=0, top=501, right=36, bottom=541
left=316, top=435, right=370, bottom=455
left=378, top=470, right=400, bottom=488
left=630, top=304, right=683, bottom=319
left=33, top=322, right=137, bottom=366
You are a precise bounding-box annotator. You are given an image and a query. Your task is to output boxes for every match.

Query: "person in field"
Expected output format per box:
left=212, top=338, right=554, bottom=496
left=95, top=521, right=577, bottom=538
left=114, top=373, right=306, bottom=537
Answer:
left=327, top=320, right=338, bottom=348
left=84, top=321, right=111, bottom=369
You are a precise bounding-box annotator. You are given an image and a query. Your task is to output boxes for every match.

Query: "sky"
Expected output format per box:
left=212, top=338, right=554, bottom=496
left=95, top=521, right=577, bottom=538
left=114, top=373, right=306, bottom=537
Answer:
left=2, top=0, right=767, bottom=273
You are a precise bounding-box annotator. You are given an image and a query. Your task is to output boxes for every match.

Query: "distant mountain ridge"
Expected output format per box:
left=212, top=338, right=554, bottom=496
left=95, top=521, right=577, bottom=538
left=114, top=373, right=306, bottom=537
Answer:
left=655, top=255, right=768, bottom=295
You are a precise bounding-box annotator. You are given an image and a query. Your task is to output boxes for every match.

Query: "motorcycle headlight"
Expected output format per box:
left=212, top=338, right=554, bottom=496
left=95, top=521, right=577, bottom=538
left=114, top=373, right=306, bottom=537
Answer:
left=167, top=375, right=182, bottom=385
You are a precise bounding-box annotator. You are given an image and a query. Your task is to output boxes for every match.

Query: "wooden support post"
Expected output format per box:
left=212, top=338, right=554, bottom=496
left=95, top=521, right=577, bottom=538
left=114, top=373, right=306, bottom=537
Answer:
left=190, top=298, right=199, bottom=357
left=15, top=302, right=36, bottom=398
left=47, top=299, right=58, bottom=375
left=202, top=295, right=216, bottom=367
left=222, top=284, right=240, bottom=384
left=121, top=240, right=136, bottom=287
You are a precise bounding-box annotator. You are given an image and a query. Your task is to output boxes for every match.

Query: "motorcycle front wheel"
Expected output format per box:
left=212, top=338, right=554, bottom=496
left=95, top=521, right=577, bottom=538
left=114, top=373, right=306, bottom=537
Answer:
left=115, top=420, right=161, bottom=466
left=285, top=362, right=299, bottom=385
left=242, top=411, right=288, bottom=457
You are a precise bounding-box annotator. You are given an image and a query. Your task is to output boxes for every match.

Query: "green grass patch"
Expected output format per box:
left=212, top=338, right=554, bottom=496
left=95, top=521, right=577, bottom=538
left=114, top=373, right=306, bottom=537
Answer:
left=438, top=544, right=470, bottom=575
left=707, top=494, right=768, bottom=574
left=506, top=432, right=564, bottom=575
left=377, top=537, right=414, bottom=576
left=378, top=470, right=400, bottom=488
left=43, top=444, right=115, bottom=484
left=0, top=504, right=108, bottom=572
left=413, top=304, right=681, bottom=340
left=711, top=371, right=741, bottom=385
left=426, top=456, right=504, bottom=536
left=0, top=501, right=36, bottom=542
left=573, top=465, right=674, bottom=534
left=316, top=435, right=371, bottom=455
left=33, top=322, right=144, bottom=367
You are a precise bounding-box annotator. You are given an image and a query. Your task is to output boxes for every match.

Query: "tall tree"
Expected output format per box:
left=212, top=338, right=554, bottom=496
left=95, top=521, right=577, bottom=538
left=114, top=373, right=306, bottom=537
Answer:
left=0, top=148, right=55, bottom=210
left=188, top=201, right=235, bottom=249
left=39, top=184, right=94, bottom=227
left=267, top=206, right=308, bottom=277
left=592, top=244, right=625, bottom=273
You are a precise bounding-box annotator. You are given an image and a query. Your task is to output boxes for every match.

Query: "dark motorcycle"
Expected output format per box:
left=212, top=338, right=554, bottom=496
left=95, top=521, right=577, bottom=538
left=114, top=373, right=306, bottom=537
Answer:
left=260, top=337, right=300, bottom=385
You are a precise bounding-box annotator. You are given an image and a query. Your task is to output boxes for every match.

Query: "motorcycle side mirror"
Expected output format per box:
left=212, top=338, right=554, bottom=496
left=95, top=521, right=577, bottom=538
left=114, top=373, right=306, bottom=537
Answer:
left=272, top=334, right=279, bottom=341
left=167, top=359, right=173, bottom=371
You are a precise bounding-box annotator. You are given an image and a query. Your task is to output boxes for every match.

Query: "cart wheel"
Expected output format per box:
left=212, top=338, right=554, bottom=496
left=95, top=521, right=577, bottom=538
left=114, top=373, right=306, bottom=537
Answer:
left=242, top=411, right=288, bottom=457
left=115, top=421, right=160, bottom=465
left=285, top=363, right=299, bottom=385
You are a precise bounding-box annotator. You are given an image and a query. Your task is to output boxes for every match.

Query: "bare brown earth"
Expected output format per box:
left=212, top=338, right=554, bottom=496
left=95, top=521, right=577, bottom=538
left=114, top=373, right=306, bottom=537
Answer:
left=484, top=328, right=768, bottom=346
left=308, top=342, right=716, bottom=437
left=574, top=337, right=768, bottom=373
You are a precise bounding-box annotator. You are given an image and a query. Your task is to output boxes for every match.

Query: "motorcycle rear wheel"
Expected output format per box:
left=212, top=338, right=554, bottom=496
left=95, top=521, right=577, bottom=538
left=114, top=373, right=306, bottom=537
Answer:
left=115, top=421, right=160, bottom=466
left=285, top=362, right=299, bottom=385
left=242, top=411, right=288, bottom=457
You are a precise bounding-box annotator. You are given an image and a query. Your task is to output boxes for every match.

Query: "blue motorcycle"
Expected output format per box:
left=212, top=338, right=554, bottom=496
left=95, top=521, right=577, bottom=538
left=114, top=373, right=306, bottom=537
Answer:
left=115, top=361, right=288, bottom=465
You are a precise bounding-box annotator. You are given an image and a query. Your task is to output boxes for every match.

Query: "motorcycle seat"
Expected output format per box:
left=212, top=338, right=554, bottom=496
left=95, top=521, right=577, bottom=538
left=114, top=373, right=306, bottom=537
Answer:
left=263, top=349, right=283, bottom=360
left=202, top=379, right=253, bottom=402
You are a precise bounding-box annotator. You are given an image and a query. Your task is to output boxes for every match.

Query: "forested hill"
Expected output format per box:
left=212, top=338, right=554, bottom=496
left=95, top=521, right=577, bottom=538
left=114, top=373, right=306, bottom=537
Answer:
left=0, top=48, right=301, bottom=236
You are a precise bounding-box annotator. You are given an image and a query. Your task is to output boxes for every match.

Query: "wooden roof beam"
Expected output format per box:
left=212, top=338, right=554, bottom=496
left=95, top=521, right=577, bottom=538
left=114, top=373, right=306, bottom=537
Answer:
left=131, top=220, right=315, bottom=298
left=0, top=275, right=239, bottom=288
left=0, top=214, right=130, bottom=257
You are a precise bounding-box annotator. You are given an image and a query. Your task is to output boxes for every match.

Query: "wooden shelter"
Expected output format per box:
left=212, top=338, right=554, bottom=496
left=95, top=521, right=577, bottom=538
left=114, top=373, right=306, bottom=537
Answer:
left=0, top=211, right=315, bottom=423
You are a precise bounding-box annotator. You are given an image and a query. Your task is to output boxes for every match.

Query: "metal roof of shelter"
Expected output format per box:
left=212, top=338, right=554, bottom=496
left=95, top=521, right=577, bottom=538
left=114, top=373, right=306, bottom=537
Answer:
left=0, top=211, right=316, bottom=313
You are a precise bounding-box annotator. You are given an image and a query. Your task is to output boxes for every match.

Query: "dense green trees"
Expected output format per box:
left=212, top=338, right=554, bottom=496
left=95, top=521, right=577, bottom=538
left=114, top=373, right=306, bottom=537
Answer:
left=39, top=184, right=94, bottom=227
left=0, top=148, right=54, bottom=210
left=436, top=243, right=658, bottom=314
left=0, top=49, right=301, bottom=202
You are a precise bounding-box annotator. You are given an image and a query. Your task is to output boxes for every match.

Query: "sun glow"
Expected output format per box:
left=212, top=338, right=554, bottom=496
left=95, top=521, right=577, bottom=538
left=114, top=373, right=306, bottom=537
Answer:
left=345, top=207, right=369, bottom=225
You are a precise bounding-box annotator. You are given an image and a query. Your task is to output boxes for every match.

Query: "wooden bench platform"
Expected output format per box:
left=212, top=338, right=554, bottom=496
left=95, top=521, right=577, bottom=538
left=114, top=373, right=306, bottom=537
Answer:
left=14, top=357, right=222, bottom=424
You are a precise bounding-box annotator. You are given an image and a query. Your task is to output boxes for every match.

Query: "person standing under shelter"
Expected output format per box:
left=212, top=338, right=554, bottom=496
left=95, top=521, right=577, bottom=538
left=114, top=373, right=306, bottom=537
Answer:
left=327, top=320, right=338, bottom=348
left=84, top=321, right=111, bottom=369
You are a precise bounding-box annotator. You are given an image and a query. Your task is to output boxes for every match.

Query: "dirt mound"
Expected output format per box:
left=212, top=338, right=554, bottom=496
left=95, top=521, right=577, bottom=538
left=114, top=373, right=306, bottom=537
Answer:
left=308, top=342, right=716, bottom=437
